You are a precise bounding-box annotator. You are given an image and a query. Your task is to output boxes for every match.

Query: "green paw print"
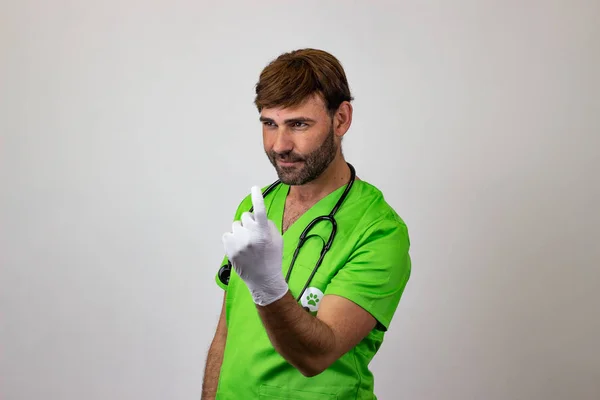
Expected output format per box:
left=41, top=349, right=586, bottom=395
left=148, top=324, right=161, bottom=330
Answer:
left=306, top=293, right=320, bottom=307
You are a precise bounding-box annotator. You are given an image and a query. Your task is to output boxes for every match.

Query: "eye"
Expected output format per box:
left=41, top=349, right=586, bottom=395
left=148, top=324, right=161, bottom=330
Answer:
left=263, top=121, right=276, bottom=128
left=292, top=122, right=308, bottom=128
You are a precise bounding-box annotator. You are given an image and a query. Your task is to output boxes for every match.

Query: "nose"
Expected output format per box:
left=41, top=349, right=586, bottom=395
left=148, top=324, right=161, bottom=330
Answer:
left=271, top=129, right=294, bottom=155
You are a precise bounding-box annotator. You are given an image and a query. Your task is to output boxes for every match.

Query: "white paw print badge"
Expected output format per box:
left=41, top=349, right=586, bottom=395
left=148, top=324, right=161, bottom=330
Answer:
left=300, top=287, right=324, bottom=313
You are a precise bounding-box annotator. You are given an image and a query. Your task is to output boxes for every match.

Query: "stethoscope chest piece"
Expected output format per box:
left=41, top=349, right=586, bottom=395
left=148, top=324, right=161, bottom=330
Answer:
left=218, top=262, right=232, bottom=285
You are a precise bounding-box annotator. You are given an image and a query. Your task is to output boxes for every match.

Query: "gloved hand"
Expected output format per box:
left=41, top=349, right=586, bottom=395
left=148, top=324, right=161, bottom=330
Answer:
left=222, top=186, right=289, bottom=306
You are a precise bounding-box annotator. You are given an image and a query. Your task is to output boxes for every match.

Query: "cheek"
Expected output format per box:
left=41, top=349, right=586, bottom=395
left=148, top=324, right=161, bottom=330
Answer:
left=297, top=130, right=323, bottom=153
left=262, top=130, right=271, bottom=149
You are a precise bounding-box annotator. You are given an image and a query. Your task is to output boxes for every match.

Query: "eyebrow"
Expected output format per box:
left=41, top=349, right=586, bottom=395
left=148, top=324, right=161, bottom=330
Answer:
left=259, top=116, right=316, bottom=124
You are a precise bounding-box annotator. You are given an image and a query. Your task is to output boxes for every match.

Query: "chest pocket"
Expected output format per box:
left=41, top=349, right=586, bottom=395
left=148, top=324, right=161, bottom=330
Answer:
left=285, top=233, right=337, bottom=314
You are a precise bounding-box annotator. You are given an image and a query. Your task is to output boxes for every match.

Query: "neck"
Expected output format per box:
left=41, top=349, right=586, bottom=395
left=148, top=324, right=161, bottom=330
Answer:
left=288, top=154, right=352, bottom=203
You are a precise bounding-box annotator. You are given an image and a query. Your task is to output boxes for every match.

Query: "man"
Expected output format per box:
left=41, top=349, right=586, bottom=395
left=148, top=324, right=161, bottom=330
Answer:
left=202, top=48, right=411, bottom=399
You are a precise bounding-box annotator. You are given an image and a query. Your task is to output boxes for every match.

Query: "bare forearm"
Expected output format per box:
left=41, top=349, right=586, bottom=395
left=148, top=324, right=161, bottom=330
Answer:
left=256, top=290, right=336, bottom=375
left=201, top=334, right=226, bottom=399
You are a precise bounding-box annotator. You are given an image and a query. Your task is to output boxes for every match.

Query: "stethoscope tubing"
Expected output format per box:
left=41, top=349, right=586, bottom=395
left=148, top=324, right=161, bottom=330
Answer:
left=221, top=162, right=356, bottom=303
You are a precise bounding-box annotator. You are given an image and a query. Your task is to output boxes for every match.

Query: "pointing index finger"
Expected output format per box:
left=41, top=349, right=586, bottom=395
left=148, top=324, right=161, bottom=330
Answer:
left=251, top=186, right=267, bottom=226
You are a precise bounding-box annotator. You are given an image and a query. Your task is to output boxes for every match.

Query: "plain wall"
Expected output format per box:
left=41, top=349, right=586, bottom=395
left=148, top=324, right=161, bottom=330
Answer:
left=1, top=1, right=599, bottom=399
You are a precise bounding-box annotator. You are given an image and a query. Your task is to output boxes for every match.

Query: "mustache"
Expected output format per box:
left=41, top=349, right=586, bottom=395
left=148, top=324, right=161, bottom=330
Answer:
left=270, top=152, right=305, bottom=162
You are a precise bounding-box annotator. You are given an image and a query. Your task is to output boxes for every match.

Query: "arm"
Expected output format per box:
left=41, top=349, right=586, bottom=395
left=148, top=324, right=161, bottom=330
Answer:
left=255, top=216, right=411, bottom=377
left=221, top=189, right=409, bottom=376
left=256, top=290, right=376, bottom=377
left=201, top=292, right=227, bottom=400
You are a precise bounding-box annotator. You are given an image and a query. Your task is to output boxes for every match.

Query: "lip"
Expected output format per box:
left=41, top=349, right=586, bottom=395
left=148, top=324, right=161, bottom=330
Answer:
left=277, top=160, right=302, bottom=167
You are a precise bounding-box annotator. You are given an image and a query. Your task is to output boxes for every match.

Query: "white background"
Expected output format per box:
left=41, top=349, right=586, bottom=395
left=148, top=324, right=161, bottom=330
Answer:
left=1, top=1, right=599, bottom=399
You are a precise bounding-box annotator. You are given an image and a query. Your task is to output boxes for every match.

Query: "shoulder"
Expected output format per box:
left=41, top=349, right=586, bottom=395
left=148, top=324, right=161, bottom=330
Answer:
left=346, top=180, right=409, bottom=234
left=342, top=180, right=411, bottom=265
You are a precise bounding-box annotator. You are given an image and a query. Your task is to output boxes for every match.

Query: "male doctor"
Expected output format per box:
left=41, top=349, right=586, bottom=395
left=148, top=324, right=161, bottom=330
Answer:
left=202, top=48, right=411, bottom=399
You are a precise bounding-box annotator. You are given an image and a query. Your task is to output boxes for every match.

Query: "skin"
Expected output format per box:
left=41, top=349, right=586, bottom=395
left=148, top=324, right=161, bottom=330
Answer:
left=256, top=290, right=377, bottom=377
left=256, top=94, right=377, bottom=376
left=202, top=94, right=377, bottom=398
left=260, top=93, right=356, bottom=202
left=201, top=292, right=227, bottom=400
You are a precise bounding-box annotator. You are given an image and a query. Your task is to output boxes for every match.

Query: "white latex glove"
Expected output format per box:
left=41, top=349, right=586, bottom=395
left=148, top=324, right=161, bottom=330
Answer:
left=222, top=186, right=288, bottom=306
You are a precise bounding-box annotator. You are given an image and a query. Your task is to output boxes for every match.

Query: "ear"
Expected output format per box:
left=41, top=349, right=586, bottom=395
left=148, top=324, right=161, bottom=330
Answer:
left=332, top=101, right=353, bottom=138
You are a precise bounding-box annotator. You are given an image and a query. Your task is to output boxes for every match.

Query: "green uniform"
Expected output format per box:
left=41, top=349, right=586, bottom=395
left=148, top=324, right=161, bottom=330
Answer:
left=214, top=180, right=411, bottom=399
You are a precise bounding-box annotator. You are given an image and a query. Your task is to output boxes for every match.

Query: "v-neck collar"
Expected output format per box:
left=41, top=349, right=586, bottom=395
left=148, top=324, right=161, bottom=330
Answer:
left=269, top=182, right=350, bottom=239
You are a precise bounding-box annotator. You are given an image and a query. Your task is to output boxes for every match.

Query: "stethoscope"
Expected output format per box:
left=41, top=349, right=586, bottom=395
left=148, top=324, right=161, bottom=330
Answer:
left=218, top=162, right=356, bottom=302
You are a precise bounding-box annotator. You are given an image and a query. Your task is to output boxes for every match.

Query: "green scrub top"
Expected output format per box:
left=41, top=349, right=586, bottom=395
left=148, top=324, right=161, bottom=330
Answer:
left=214, top=179, right=411, bottom=399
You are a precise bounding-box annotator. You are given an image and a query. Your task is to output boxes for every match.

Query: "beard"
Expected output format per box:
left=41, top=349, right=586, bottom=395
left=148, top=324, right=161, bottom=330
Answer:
left=266, top=124, right=338, bottom=186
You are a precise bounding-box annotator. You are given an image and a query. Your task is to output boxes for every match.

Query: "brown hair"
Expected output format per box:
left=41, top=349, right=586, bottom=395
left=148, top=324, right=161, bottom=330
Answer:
left=254, top=48, right=354, bottom=115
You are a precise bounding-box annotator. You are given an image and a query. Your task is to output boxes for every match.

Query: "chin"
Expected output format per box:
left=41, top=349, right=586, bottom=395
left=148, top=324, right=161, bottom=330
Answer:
left=276, top=171, right=303, bottom=185
left=280, top=175, right=315, bottom=186
left=273, top=162, right=314, bottom=185
left=278, top=174, right=301, bottom=185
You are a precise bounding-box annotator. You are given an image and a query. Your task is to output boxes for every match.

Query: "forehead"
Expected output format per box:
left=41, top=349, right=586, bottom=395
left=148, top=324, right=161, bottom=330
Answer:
left=260, top=94, right=328, bottom=120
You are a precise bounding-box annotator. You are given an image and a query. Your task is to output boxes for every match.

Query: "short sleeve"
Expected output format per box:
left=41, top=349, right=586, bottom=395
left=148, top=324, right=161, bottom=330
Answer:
left=324, top=213, right=411, bottom=331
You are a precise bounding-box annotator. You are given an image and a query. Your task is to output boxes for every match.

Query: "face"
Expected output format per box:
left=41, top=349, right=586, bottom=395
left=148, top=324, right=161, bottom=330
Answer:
left=260, top=95, right=339, bottom=185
